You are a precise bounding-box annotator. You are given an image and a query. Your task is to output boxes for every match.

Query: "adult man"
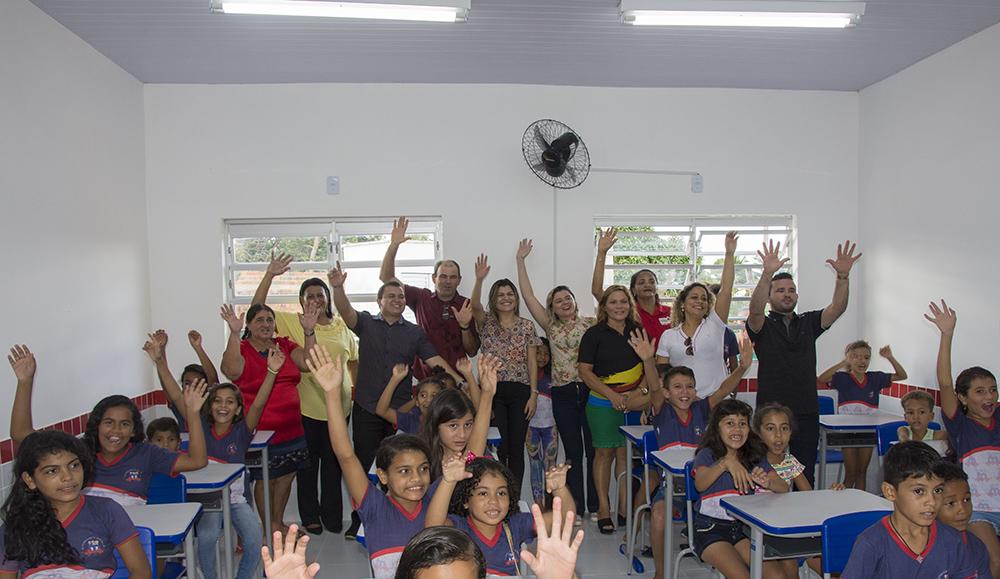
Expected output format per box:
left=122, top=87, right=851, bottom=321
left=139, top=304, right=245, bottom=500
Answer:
left=746, top=239, right=861, bottom=486
left=380, top=217, right=479, bottom=378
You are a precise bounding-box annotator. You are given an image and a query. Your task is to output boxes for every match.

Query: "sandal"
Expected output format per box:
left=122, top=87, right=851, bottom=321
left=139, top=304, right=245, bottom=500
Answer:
left=598, top=518, right=616, bottom=534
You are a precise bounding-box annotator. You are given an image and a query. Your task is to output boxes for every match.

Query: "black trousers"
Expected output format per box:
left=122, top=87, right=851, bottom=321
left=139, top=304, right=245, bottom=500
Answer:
left=790, top=412, right=820, bottom=487
left=349, top=403, right=396, bottom=523
left=493, top=381, right=532, bottom=496
left=297, top=415, right=347, bottom=530
left=551, top=381, right=599, bottom=513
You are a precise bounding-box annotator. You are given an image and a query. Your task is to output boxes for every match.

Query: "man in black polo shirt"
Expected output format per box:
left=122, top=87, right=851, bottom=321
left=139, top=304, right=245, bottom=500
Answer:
left=746, top=240, right=861, bottom=486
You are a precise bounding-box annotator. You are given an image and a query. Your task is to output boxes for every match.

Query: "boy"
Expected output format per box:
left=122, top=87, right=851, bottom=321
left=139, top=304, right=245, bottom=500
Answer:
left=146, top=417, right=181, bottom=452
left=842, top=441, right=982, bottom=578
left=933, top=461, right=992, bottom=577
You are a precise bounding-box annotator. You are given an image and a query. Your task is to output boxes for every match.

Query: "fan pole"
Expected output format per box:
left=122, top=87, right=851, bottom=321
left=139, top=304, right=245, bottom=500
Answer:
left=552, top=186, right=558, bottom=287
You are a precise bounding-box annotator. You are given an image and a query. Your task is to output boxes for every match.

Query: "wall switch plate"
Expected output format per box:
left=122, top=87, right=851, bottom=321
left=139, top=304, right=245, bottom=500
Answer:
left=326, top=176, right=340, bottom=195
left=691, top=174, right=703, bottom=193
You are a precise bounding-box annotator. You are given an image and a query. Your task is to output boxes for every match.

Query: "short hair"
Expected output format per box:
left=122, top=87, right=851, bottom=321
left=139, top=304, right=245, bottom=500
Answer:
left=884, top=441, right=941, bottom=487
left=901, top=390, right=936, bottom=411
left=146, top=417, right=180, bottom=440
left=845, top=340, right=872, bottom=355
left=663, top=366, right=695, bottom=387
left=180, top=364, right=208, bottom=382
left=394, top=526, right=485, bottom=579
left=955, top=366, right=997, bottom=398
left=433, top=260, right=461, bottom=277
left=771, top=272, right=794, bottom=283
left=377, top=280, right=404, bottom=301
left=932, top=460, right=968, bottom=484
left=375, top=434, right=431, bottom=473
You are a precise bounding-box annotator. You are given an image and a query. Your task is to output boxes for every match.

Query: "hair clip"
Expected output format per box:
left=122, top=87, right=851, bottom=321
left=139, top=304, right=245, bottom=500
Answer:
left=465, top=451, right=478, bottom=465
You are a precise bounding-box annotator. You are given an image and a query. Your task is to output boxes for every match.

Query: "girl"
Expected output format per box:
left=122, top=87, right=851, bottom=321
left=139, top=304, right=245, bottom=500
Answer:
left=818, top=341, right=907, bottom=490
left=425, top=455, right=574, bottom=576
left=470, top=254, right=539, bottom=496
left=692, top=399, right=788, bottom=579
left=145, top=328, right=220, bottom=430
left=0, top=430, right=151, bottom=578
left=306, top=344, right=498, bottom=578
left=926, top=300, right=1000, bottom=578
left=377, top=364, right=445, bottom=435
left=8, top=344, right=208, bottom=506
left=897, top=390, right=949, bottom=443
left=527, top=338, right=559, bottom=507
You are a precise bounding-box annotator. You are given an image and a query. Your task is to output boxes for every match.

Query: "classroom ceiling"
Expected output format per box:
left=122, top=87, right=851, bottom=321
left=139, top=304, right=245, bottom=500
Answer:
left=28, top=0, right=1000, bottom=90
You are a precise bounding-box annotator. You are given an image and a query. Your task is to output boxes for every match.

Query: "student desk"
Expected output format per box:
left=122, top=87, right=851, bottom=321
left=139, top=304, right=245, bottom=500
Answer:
left=124, top=502, right=202, bottom=576
left=619, top=424, right=653, bottom=572
left=185, top=463, right=246, bottom=579
left=818, top=412, right=901, bottom=488
left=650, top=447, right=696, bottom=579
left=721, top=489, right=892, bottom=579
left=248, top=430, right=275, bottom=545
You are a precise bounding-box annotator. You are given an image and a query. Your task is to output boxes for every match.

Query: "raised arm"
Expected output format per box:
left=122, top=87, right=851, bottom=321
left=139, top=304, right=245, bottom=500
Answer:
left=468, top=354, right=499, bottom=457
left=375, top=364, right=410, bottom=425
left=629, top=328, right=660, bottom=401
left=187, top=330, right=220, bottom=385
left=173, top=380, right=209, bottom=472
left=820, top=240, right=862, bottom=329
left=747, top=241, right=788, bottom=333
left=470, top=254, right=490, bottom=327
left=714, top=231, right=738, bottom=322
left=219, top=304, right=246, bottom=380
left=252, top=251, right=293, bottom=306
left=306, top=345, right=369, bottom=506
left=289, top=303, right=319, bottom=372
left=925, top=300, right=959, bottom=418
left=456, top=356, right=480, bottom=408
left=540, top=464, right=576, bottom=532
left=708, top=335, right=753, bottom=408
left=452, top=299, right=480, bottom=356
left=520, top=496, right=583, bottom=579
left=591, top=228, right=617, bottom=302
left=143, top=331, right=184, bottom=411
left=818, top=358, right=847, bottom=386
left=425, top=455, right=471, bottom=527
left=8, top=345, right=37, bottom=443
left=379, top=217, right=410, bottom=284
left=245, top=347, right=285, bottom=431
left=516, top=239, right=550, bottom=326
left=879, top=345, right=908, bottom=382
left=327, top=263, right=359, bottom=330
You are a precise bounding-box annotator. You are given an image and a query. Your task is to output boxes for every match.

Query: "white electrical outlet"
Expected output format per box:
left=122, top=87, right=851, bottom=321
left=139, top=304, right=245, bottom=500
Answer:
left=691, top=174, right=703, bottom=193
left=326, top=176, right=340, bottom=195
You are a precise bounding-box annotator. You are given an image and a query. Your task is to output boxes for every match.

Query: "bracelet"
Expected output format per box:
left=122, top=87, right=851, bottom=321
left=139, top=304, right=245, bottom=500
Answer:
left=267, top=367, right=279, bottom=375
left=304, top=330, right=315, bottom=337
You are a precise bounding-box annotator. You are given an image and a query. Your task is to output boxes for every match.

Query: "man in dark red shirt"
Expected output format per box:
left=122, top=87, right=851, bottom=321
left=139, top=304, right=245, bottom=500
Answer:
left=380, top=217, right=479, bottom=379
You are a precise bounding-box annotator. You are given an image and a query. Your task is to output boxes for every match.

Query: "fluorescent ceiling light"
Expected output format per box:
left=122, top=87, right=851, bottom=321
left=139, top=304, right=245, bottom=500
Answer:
left=621, top=0, right=865, bottom=28
left=210, top=0, right=470, bottom=22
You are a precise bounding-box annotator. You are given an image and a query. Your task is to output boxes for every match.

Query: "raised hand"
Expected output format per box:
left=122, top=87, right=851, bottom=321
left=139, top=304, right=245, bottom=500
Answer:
left=152, top=329, right=169, bottom=348
left=474, top=254, right=491, bottom=280
left=267, top=346, right=286, bottom=374
left=757, top=240, right=789, bottom=276
left=517, top=238, right=533, bottom=261
left=451, top=299, right=474, bottom=328
left=545, top=464, right=571, bottom=493
left=304, top=345, right=343, bottom=393
left=299, top=302, right=320, bottom=333
left=184, top=378, right=210, bottom=413
left=520, top=496, right=583, bottom=579
left=327, top=262, right=347, bottom=289
left=738, top=333, right=754, bottom=367
left=142, top=333, right=164, bottom=362
left=478, top=354, right=501, bottom=398
left=390, top=217, right=411, bottom=246
left=924, top=300, right=957, bottom=334
left=442, top=454, right=473, bottom=484
left=267, top=251, right=293, bottom=277
left=628, top=328, right=655, bottom=361
left=187, top=330, right=203, bottom=349
left=391, top=363, right=409, bottom=382
left=262, top=525, right=320, bottom=579
left=724, top=231, right=739, bottom=254
left=220, top=304, right=243, bottom=334
left=597, top=227, right=618, bottom=253
left=879, top=345, right=894, bottom=359
left=826, top=240, right=862, bottom=276
left=8, top=345, right=36, bottom=381
left=455, top=356, right=473, bottom=379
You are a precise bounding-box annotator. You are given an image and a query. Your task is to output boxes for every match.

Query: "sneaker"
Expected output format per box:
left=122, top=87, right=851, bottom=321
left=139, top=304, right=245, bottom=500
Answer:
left=344, top=512, right=361, bottom=540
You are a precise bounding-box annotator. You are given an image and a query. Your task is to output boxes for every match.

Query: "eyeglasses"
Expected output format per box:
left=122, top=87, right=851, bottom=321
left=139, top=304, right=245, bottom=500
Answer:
left=684, top=335, right=695, bottom=356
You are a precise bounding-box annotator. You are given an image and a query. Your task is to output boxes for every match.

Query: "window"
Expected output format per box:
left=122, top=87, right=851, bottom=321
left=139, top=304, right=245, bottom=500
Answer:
left=593, top=216, right=796, bottom=325
left=225, top=218, right=442, bottom=320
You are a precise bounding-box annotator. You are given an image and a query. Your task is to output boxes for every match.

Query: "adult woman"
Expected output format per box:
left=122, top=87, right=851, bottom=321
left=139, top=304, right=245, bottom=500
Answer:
left=578, top=286, right=658, bottom=534
left=592, top=228, right=673, bottom=346
left=655, top=231, right=739, bottom=399
left=253, top=252, right=359, bottom=534
left=470, top=254, right=538, bottom=495
left=515, top=238, right=599, bottom=516
left=220, top=301, right=316, bottom=535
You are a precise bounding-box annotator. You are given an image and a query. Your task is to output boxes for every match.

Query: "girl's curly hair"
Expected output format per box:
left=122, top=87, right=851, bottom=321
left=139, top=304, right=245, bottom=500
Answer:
left=83, top=395, right=144, bottom=455
left=1, top=431, right=94, bottom=567
left=448, top=457, right=519, bottom=524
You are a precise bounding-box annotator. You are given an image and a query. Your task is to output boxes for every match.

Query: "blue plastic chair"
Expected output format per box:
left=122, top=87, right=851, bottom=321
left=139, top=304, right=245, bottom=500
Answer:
left=876, top=420, right=942, bottom=455
left=672, top=461, right=706, bottom=578
left=112, top=526, right=156, bottom=579
left=624, top=410, right=644, bottom=425
left=817, top=395, right=844, bottom=466
left=147, top=473, right=186, bottom=505
left=622, top=429, right=659, bottom=574
left=820, top=510, right=891, bottom=578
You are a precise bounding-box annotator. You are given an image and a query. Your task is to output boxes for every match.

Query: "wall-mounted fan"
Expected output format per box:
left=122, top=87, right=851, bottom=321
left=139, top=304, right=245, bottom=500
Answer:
left=522, top=120, right=591, bottom=189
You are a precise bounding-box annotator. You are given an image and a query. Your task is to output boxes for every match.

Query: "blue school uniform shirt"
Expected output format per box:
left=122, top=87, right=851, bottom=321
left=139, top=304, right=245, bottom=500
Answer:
left=942, top=410, right=1000, bottom=513
left=691, top=448, right=772, bottom=521
left=0, top=495, right=138, bottom=578
left=449, top=513, right=535, bottom=576
left=654, top=398, right=710, bottom=450
left=841, top=516, right=982, bottom=579
left=963, top=530, right=992, bottom=578
left=85, top=443, right=180, bottom=506
left=830, top=371, right=892, bottom=415
left=355, top=478, right=442, bottom=578
left=395, top=407, right=423, bottom=435
left=203, top=417, right=254, bottom=503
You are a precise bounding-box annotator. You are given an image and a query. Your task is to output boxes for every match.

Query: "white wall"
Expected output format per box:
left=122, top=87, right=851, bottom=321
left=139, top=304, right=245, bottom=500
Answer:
left=859, top=22, right=1000, bottom=388
left=144, top=84, right=861, bottom=368
left=0, top=0, right=148, bottom=436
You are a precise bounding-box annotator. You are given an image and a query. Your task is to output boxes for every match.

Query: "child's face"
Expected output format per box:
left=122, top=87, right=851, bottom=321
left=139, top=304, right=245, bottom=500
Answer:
left=149, top=430, right=180, bottom=452
left=536, top=345, right=550, bottom=369
left=718, top=413, right=750, bottom=452
left=959, top=377, right=998, bottom=421
left=438, top=412, right=474, bottom=454
left=666, top=375, right=697, bottom=411
left=883, top=474, right=944, bottom=528
left=23, top=450, right=84, bottom=505
left=210, top=387, right=241, bottom=425
left=98, top=406, right=135, bottom=455
left=181, top=371, right=203, bottom=389
left=414, top=559, right=480, bottom=579
left=846, top=347, right=871, bottom=374
left=464, top=471, right=510, bottom=528
left=937, top=479, right=973, bottom=532
left=757, top=411, right=791, bottom=457
left=416, top=384, right=443, bottom=412
left=903, top=399, right=934, bottom=431
left=377, top=450, right=430, bottom=504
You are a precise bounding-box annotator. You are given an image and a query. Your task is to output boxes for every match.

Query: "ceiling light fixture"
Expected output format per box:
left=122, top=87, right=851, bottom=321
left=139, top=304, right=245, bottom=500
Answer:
left=210, top=0, right=470, bottom=22
left=620, top=0, right=865, bottom=28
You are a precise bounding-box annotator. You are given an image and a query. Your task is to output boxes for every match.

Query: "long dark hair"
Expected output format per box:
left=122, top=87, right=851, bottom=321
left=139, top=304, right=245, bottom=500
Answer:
left=955, top=366, right=997, bottom=414
left=84, top=395, right=144, bottom=455
left=449, top=457, right=519, bottom=524
left=241, top=303, right=275, bottom=340
left=1, top=431, right=94, bottom=567
left=300, top=277, right=334, bottom=319
left=697, top=399, right=765, bottom=469
left=421, top=389, right=477, bottom=479
left=201, top=383, right=245, bottom=425
left=629, top=269, right=660, bottom=304
left=487, top=279, right=521, bottom=318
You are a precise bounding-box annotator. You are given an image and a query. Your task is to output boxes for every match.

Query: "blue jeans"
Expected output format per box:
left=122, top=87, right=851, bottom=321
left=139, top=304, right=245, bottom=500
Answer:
left=197, top=502, right=263, bottom=579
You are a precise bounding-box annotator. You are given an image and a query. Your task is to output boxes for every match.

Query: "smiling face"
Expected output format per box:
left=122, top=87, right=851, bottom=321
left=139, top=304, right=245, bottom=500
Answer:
left=718, top=413, right=750, bottom=452
left=603, top=289, right=632, bottom=323
left=768, top=278, right=798, bottom=314
left=378, top=284, right=407, bottom=318
left=300, top=284, right=329, bottom=317
left=464, top=471, right=510, bottom=529
left=549, top=288, right=578, bottom=321
left=377, top=449, right=431, bottom=505
left=958, top=376, right=999, bottom=422
left=681, top=285, right=711, bottom=322
left=846, top=346, right=872, bottom=374
left=903, top=398, right=934, bottom=433
left=98, top=406, right=136, bottom=456
left=210, top=386, right=242, bottom=426
left=666, top=373, right=697, bottom=412
left=631, top=271, right=658, bottom=302
left=432, top=262, right=461, bottom=300
left=757, top=410, right=792, bottom=458
left=416, top=382, right=444, bottom=412
left=937, top=479, right=973, bottom=532
left=884, top=474, right=944, bottom=528
left=439, top=412, right=475, bottom=455
left=22, top=450, right=85, bottom=507
left=490, top=283, right=518, bottom=315
left=247, top=308, right=276, bottom=341
left=536, top=344, right=550, bottom=369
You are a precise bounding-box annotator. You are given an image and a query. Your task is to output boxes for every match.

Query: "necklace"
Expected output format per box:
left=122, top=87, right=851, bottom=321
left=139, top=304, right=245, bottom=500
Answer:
left=887, top=514, right=928, bottom=561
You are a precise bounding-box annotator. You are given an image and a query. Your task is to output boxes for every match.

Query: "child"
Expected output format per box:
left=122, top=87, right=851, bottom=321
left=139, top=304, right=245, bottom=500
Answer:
left=691, top=399, right=788, bottom=579
left=425, top=455, right=574, bottom=576
left=932, top=461, right=992, bottom=577
left=527, top=338, right=559, bottom=507
left=146, top=417, right=181, bottom=452
left=377, top=364, right=445, bottom=435
left=0, top=430, right=152, bottom=578
left=8, top=344, right=210, bottom=506
left=897, top=390, right=949, bottom=443
left=144, top=329, right=220, bottom=429
left=841, top=441, right=981, bottom=578
left=818, top=341, right=907, bottom=490
left=926, top=300, right=1000, bottom=577
left=306, top=344, right=496, bottom=578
